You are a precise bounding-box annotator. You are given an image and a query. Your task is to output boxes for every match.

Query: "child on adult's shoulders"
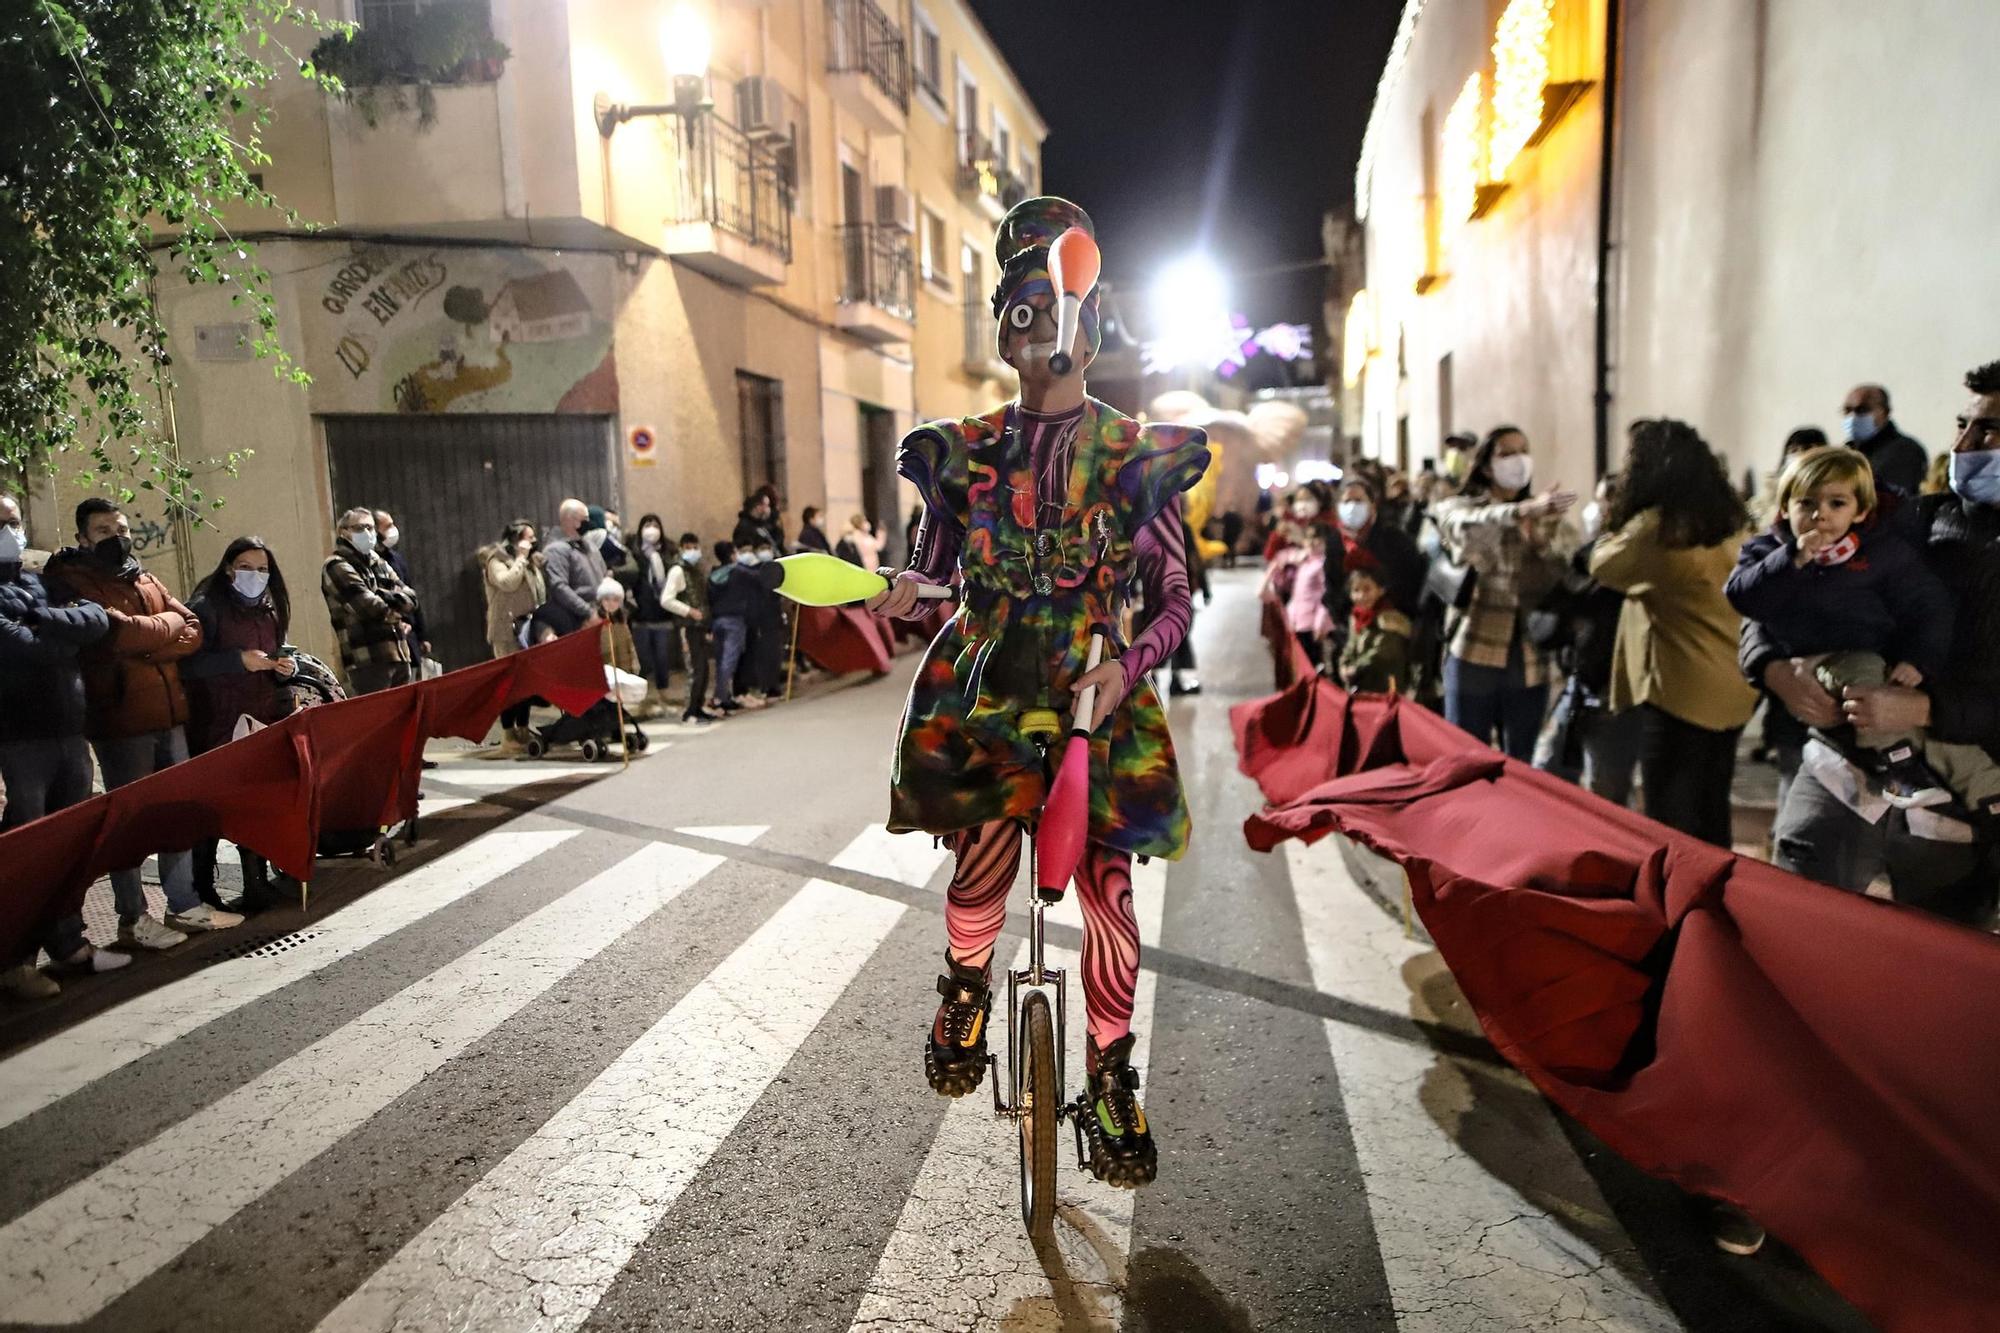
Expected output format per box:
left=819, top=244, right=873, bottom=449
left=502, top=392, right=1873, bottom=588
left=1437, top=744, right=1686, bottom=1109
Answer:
left=1725, top=445, right=1998, bottom=820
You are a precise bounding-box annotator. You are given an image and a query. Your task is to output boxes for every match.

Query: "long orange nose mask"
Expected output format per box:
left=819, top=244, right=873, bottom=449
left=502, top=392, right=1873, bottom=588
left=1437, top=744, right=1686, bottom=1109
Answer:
left=1046, top=228, right=1101, bottom=377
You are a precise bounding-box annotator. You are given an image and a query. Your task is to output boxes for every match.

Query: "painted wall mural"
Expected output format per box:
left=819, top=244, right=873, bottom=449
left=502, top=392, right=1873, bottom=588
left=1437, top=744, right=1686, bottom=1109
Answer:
left=301, top=244, right=618, bottom=415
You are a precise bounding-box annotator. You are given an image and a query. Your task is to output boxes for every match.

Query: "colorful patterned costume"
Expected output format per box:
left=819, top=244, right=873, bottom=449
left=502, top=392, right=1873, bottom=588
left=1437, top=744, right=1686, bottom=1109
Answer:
left=887, top=199, right=1207, bottom=1064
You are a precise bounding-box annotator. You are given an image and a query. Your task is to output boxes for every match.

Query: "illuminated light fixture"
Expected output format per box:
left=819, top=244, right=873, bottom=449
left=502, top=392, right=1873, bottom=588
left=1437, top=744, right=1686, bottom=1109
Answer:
left=1440, top=72, right=1482, bottom=233
left=1355, top=0, right=1429, bottom=221
left=1489, top=0, right=1552, bottom=183
left=596, top=3, right=714, bottom=136
left=1342, top=289, right=1374, bottom=387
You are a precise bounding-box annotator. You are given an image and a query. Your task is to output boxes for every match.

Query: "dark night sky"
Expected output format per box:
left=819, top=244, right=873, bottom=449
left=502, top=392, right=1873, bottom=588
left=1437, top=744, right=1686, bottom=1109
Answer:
left=966, top=0, right=1406, bottom=331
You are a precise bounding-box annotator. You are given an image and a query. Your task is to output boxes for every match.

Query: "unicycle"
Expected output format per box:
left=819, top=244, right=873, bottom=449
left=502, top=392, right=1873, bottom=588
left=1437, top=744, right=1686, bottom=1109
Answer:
left=990, top=707, right=1086, bottom=1241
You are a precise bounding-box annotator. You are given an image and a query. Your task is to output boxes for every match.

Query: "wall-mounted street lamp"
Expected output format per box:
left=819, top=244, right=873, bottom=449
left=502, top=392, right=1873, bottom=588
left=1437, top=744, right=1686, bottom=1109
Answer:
left=595, top=4, right=713, bottom=138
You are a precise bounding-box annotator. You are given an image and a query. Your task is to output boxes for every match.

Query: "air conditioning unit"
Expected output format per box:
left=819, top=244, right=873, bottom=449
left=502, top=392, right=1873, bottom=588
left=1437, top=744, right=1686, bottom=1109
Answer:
left=736, top=76, right=797, bottom=143
left=875, top=184, right=915, bottom=232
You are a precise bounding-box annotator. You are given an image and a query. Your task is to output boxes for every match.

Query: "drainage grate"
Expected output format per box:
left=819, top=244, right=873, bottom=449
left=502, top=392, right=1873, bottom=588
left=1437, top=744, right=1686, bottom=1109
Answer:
left=218, top=930, right=325, bottom=962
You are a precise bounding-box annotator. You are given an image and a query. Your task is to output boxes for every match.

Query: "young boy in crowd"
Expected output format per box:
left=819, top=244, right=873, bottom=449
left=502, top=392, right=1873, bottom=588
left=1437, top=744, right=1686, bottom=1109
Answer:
left=705, top=541, right=758, bottom=714
left=1725, top=446, right=1996, bottom=817
left=1338, top=565, right=1413, bottom=694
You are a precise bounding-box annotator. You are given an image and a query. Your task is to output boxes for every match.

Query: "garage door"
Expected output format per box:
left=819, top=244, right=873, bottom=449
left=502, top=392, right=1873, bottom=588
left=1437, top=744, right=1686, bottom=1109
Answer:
left=323, top=414, right=617, bottom=671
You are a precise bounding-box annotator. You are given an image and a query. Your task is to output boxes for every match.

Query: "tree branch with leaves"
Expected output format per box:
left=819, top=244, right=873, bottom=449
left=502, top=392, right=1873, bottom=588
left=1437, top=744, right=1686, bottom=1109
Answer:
left=0, top=0, right=335, bottom=520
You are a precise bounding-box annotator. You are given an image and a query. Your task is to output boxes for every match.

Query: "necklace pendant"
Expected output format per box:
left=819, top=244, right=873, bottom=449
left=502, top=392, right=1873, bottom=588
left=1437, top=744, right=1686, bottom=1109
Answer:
left=1033, top=572, right=1055, bottom=596
left=1035, top=530, right=1058, bottom=558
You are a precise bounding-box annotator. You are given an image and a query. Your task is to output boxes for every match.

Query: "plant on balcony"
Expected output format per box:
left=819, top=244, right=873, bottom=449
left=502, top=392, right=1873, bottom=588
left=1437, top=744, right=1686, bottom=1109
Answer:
left=308, top=1, right=509, bottom=130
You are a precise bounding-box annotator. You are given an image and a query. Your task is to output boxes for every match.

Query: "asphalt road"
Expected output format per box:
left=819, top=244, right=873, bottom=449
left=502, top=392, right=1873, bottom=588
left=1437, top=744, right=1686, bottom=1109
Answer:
left=0, top=570, right=1874, bottom=1332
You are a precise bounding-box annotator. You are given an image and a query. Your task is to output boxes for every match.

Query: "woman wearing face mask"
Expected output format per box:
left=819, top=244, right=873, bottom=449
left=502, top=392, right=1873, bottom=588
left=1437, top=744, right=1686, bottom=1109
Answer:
left=479, top=519, right=546, bottom=748
left=623, top=514, right=673, bottom=717
left=1323, top=478, right=1427, bottom=628
left=1429, top=426, right=1577, bottom=760
left=1262, top=483, right=1334, bottom=563
left=183, top=537, right=298, bottom=912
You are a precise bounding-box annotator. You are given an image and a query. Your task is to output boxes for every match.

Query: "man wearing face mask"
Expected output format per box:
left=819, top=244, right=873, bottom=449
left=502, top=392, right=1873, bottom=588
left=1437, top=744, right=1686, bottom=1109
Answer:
left=320, top=506, right=418, bottom=695
left=1839, top=383, right=1928, bottom=499
left=372, top=510, right=429, bottom=668
left=46, top=498, right=239, bottom=945
left=540, top=498, right=609, bottom=636
left=0, top=495, right=132, bottom=997
left=1748, top=360, right=2000, bottom=924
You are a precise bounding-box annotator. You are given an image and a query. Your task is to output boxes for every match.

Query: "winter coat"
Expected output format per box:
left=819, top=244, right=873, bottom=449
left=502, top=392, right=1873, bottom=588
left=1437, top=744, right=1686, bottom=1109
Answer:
left=1725, top=519, right=1954, bottom=681
left=732, top=510, right=782, bottom=552
left=44, top=549, right=203, bottom=740
left=1857, top=422, right=1929, bottom=499
left=380, top=544, right=428, bottom=651
left=707, top=562, right=759, bottom=620
left=797, top=521, right=832, bottom=554
left=1320, top=519, right=1427, bottom=626
left=479, top=543, right=545, bottom=658
left=626, top=545, right=673, bottom=625
left=0, top=568, right=110, bottom=744
left=1339, top=609, right=1414, bottom=695
left=1589, top=509, right=1758, bottom=733
left=1910, top=492, right=2000, bottom=754
left=1538, top=541, right=1626, bottom=699
left=320, top=538, right=417, bottom=680
left=183, top=586, right=293, bottom=754
left=1277, top=549, right=1333, bottom=638
left=540, top=535, right=607, bottom=632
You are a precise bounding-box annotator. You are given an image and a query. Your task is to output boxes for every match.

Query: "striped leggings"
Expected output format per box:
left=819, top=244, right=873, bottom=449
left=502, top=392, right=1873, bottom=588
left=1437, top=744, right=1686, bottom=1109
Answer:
left=944, top=820, right=1140, bottom=1051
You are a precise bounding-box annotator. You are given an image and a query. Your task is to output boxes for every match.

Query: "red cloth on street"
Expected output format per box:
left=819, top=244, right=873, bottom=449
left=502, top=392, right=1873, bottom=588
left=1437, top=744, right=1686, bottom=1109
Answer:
left=1234, top=680, right=2000, bottom=1332
left=0, top=629, right=606, bottom=966
left=796, top=605, right=894, bottom=676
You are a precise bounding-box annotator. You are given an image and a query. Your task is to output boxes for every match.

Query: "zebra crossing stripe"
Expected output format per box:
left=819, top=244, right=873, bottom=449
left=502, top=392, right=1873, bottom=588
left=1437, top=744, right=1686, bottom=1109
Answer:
left=848, top=857, right=1169, bottom=1331
left=315, top=878, right=905, bottom=1333
left=830, top=822, right=953, bottom=889
left=0, top=839, right=727, bottom=1325
left=1281, top=841, right=1677, bottom=1331
left=0, top=829, right=579, bottom=1132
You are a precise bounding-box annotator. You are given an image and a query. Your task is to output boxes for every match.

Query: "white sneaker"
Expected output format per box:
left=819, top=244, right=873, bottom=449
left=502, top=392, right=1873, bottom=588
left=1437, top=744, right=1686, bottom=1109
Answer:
left=52, top=945, right=132, bottom=977
left=116, top=915, right=188, bottom=951
left=1, top=963, right=60, bottom=1001
left=165, top=903, right=244, bottom=933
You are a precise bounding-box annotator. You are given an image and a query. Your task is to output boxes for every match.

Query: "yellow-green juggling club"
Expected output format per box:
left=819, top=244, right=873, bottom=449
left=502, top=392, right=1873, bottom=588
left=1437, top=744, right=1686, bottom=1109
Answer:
left=769, top=552, right=955, bottom=607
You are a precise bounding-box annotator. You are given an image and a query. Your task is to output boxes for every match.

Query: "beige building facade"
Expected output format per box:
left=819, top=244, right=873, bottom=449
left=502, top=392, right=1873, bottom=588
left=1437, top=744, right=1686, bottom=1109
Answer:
left=1347, top=0, right=2000, bottom=497
left=23, top=0, right=1042, bottom=671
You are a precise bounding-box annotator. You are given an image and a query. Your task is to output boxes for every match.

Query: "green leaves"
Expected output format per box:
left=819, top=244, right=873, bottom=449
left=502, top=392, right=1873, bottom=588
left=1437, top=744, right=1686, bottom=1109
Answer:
left=2, top=0, right=321, bottom=522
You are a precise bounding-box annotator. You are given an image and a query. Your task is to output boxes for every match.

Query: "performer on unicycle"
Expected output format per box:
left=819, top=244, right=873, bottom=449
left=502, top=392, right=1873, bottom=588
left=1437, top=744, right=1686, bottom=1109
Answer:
left=867, top=197, right=1207, bottom=1187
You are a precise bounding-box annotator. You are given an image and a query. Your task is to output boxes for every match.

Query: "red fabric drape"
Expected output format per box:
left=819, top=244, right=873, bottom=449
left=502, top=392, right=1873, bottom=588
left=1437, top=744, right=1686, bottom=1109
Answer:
left=1234, top=681, right=2000, bottom=1332
left=0, top=629, right=606, bottom=965
left=796, top=605, right=894, bottom=676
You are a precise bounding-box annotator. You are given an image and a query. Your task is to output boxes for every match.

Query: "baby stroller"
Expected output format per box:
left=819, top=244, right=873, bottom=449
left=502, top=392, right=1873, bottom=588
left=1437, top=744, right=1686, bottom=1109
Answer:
left=284, top=649, right=407, bottom=865
left=523, top=665, right=650, bottom=762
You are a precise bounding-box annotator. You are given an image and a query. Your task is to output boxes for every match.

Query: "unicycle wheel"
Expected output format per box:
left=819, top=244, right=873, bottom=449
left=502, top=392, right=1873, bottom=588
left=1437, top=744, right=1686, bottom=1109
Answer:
left=1017, top=990, right=1058, bottom=1240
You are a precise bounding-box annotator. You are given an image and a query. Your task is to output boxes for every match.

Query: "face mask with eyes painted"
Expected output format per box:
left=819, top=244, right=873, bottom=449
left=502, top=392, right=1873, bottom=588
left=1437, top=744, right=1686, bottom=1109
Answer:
left=998, top=279, right=1099, bottom=379
left=990, top=197, right=1103, bottom=381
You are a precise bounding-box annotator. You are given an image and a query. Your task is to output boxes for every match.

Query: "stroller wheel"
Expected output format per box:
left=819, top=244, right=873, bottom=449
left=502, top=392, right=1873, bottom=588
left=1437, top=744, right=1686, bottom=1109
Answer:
left=524, top=735, right=548, bottom=759
left=580, top=737, right=605, bottom=763
left=628, top=729, right=650, bottom=753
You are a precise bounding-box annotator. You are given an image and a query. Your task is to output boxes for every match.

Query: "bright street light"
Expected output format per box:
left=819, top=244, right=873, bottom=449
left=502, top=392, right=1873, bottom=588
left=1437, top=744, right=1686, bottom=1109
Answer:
left=661, top=4, right=712, bottom=82
left=1144, top=254, right=1236, bottom=373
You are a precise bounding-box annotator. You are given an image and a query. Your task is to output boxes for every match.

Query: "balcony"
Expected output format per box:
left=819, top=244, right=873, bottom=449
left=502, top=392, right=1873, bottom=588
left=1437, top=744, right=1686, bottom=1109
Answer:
left=825, top=0, right=909, bottom=134
left=957, top=133, right=1029, bottom=221
left=834, top=223, right=915, bottom=344
left=961, top=298, right=1009, bottom=380
left=661, top=109, right=794, bottom=288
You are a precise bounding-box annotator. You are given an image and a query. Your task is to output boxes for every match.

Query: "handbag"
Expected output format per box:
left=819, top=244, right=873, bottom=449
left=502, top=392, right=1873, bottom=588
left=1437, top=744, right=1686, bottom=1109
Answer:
left=1423, top=552, right=1477, bottom=611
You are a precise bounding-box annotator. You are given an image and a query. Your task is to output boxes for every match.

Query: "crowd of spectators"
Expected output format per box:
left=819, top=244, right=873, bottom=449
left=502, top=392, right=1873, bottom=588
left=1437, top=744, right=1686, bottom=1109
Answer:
left=1251, top=368, right=2000, bottom=938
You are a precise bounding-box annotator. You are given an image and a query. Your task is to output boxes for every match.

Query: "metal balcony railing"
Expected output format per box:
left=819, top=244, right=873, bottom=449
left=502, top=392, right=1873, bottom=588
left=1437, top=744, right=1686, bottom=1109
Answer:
left=836, top=223, right=915, bottom=323
left=826, top=0, right=910, bottom=112
left=668, top=109, right=794, bottom=261
left=957, top=131, right=1029, bottom=212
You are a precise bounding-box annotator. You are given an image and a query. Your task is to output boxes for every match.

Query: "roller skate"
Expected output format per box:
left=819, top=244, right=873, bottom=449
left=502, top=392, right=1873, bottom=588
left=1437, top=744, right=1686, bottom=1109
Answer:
left=924, top=951, right=992, bottom=1097
left=1083, top=1033, right=1157, bottom=1187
